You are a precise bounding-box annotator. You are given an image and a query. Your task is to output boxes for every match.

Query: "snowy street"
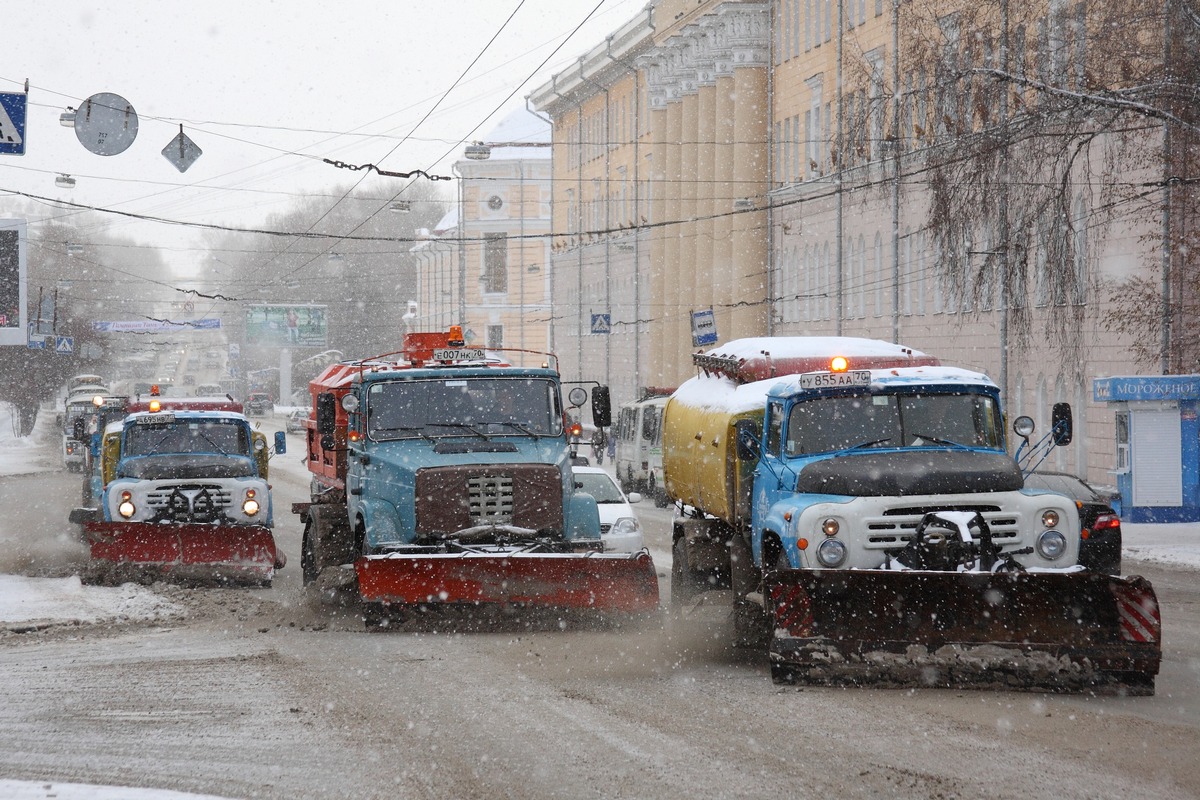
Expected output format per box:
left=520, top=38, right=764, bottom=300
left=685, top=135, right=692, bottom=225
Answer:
left=2, top=405, right=1200, bottom=800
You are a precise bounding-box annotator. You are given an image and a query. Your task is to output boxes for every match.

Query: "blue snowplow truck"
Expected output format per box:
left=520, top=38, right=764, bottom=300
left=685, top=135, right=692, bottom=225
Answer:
left=663, top=336, right=1161, bottom=693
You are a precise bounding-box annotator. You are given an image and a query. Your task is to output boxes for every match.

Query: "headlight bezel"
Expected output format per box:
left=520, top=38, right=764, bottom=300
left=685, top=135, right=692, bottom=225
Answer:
left=815, top=538, right=848, bottom=568
left=1036, top=529, right=1067, bottom=560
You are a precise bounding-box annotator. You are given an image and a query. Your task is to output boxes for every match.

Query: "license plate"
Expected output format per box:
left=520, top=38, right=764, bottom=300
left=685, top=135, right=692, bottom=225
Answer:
left=798, top=370, right=872, bottom=389
left=135, top=413, right=176, bottom=425
left=433, top=348, right=485, bottom=362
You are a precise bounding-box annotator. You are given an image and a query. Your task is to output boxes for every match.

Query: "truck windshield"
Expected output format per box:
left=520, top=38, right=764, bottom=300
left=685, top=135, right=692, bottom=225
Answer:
left=366, top=377, right=562, bottom=440
left=785, top=392, right=1003, bottom=456
left=124, top=419, right=251, bottom=457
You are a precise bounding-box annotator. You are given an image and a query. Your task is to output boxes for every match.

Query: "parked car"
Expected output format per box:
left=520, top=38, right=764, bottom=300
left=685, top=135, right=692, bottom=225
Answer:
left=286, top=409, right=308, bottom=434
left=1023, top=471, right=1122, bottom=575
left=246, top=392, right=273, bottom=416
left=572, top=466, right=644, bottom=554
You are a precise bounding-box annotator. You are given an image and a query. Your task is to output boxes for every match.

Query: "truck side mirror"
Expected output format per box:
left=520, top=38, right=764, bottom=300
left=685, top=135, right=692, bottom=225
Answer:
left=734, top=419, right=761, bottom=462
left=274, top=431, right=287, bottom=455
left=1052, top=402, right=1073, bottom=446
left=591, top=386, right=612, bottom=428
left=316, top=392, right=337, bottom=435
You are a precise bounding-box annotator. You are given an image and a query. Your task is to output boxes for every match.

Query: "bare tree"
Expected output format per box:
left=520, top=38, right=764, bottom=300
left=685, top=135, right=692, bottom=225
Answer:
left=848, top=0, right=1200, bottom=373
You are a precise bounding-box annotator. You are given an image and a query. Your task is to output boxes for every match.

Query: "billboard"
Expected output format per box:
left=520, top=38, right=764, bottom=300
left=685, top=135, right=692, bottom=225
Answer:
left=0, top=219, right=27, bottom=346
left=246, top=304, right=327, bottom=347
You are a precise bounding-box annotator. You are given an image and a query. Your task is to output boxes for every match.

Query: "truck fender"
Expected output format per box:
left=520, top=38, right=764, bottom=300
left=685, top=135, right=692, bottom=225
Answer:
left=357, top=497, right=403, bottom=551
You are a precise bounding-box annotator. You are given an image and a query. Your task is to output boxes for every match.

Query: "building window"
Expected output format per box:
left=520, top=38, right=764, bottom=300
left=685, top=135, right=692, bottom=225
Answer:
left=487, top=324, right=503, bottom=349
left=483, top=233, right=508, bottom=294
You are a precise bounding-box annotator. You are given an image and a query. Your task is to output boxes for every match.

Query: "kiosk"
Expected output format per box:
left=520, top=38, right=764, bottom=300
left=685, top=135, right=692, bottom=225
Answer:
left=1094, top=375, right=1200, bottom=522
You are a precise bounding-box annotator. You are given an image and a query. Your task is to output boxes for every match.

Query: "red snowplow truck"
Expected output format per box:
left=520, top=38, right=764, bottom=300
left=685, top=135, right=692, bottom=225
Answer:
left=294, top=328, right=660, bottom=626
left=71, top=394, right=287, bottom=585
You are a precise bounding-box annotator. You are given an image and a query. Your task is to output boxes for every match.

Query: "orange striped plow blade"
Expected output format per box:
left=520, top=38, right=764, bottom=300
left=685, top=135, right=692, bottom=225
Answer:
left=85, top=521, right=278, bottom=583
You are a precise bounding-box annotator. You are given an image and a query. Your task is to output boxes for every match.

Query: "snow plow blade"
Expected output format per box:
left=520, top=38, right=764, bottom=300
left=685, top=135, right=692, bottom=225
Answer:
left=766, top=570, right=1161, bottom=693
left=357, top=550, right=660, bottom=613
left=84, top=521, right=279, bottom=584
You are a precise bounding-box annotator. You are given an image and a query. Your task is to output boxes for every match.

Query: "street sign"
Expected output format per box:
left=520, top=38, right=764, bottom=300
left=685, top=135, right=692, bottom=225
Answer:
left=55, top=335, right=74, bottom=354
left=74, top=93, right=138, bottom=156
left=162, top=127, right=202, bottom=172
left=590, top=313, right=611, bottom=335
left=27, top=336, right=44, bottom=350
left=0, top=92, right=27, bottom=156
left=691, top=308, right=718, bottom=347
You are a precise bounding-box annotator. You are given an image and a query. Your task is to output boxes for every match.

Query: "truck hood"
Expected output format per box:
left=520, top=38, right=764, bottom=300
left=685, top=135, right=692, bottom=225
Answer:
left=368, top=437, right=570, bottom=471
left=795, top=450, right=1022, bottom=497
left=118, top=454, right=258, bottom=481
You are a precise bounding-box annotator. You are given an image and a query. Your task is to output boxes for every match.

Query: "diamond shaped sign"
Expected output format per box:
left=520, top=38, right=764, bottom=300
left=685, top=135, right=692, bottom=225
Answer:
left=162, top=128, right=202, bottom=173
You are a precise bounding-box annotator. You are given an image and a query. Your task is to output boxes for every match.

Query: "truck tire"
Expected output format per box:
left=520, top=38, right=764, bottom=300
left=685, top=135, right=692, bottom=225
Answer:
left=301, top=518, right=318, bottom=585
left=671, top=536, right=702, bottom=609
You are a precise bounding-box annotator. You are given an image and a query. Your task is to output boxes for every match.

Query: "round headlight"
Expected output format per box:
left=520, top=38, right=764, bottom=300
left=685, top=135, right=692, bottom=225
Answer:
left=118, top=500, right=136, bottom=519
left=243, top=498, right=261, bottom=516
left=821, top=518, right=840, bottom=536
left=1041, top=509, right=1060, bottom=528
left=816, top=538, right=848, bottom=568
left=1036, top=530, right=1067, bottom=560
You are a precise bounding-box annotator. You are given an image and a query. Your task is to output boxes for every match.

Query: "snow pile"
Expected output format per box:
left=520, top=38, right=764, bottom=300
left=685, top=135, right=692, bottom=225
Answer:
left=0, top=780, right=230, bottom=800
left=1122, top=522, right=1200, bottom=571
left=0, top=574, right=183, bottom=631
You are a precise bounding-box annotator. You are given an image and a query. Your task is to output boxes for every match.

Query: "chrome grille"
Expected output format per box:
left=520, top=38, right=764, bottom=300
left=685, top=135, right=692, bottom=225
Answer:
left=145, top=483, right=233, bottom=523
left=862, top=505, right=1021, bottom=549
left=467, top=475, right=514, bottom=525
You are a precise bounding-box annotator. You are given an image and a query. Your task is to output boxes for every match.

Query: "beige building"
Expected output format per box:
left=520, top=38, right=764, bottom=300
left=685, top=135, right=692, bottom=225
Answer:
left=532, top=0, right=1186, bottom=484
left=410, top=109, right=553, bottom=367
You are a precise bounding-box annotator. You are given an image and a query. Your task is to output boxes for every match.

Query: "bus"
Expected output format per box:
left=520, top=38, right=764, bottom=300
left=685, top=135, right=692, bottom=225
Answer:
left=614, top=390, right=673, bottom=507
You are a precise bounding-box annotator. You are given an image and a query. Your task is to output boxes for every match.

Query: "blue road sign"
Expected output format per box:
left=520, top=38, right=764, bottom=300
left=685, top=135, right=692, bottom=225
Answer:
left=55, top=335, right=74, bottom=354
left=0, top=92, right=28, bottom=156
left=691, top=308, right=718, bottom=347
left=27, top=336, right=45, bottom=350
left=590, top=313, right=611, bottom=335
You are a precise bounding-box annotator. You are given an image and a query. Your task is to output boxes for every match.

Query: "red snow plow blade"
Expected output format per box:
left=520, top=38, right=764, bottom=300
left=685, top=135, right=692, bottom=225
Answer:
left=357, top=550, right=660, bottom=613
left=84, top=521, right=279, bottom=584
left=766, top=569, right=1161, bottom=694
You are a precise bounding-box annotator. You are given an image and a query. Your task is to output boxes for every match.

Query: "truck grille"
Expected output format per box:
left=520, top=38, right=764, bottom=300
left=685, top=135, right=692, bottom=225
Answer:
left=862, top=504, right=1020, bottom=549
left=146, top=483, right=233, bottom=523
left=467, top=475, right=514, bottom=525
left=414, top=464, right=564, bottom=536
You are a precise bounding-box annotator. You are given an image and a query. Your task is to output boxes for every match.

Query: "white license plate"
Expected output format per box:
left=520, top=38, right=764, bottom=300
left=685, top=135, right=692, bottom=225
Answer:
left=136, top=413, right=176, bottom=425
left=432, top=348, right=485, bottom=362
left=799, top=370, right=872, bottom=389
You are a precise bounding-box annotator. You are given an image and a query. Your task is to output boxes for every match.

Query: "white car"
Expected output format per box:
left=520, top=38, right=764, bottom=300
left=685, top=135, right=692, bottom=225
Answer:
left=572, top=466, right=644, bottom=553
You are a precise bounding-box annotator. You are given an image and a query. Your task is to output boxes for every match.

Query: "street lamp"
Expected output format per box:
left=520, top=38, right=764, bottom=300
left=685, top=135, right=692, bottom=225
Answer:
left=59, top=107, right=76, bottom=127
left=55, top=174, right=76, bottom=189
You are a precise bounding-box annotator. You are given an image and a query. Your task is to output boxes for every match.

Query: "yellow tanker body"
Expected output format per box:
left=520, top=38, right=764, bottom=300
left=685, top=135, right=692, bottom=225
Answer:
left=662, top=382, right=767, bottom=530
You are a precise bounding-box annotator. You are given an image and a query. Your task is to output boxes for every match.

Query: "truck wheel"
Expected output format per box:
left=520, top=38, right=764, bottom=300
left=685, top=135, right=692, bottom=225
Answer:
left=671, top=537, right=701, bottom=609
left=301, top=519, right=318, bottom=585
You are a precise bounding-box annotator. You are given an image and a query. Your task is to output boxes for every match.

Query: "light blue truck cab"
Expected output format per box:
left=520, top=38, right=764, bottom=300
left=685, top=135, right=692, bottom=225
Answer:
left=98, top=408, right=282, bottom=527
left=339, top=364, right=603, bottom=554
left=746, top=365, right=1080, bottom=573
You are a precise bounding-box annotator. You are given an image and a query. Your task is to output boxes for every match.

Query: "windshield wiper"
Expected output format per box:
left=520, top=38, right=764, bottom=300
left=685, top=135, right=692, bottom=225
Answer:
left=908, top=432, right=971, bottom=449
left=378, top=426, right=436, bottom=443
left=845, top=437, right=892, bottom=451
left=483, top=420, right=540, bottom=438
left=425, top=422, right=489, bottom=439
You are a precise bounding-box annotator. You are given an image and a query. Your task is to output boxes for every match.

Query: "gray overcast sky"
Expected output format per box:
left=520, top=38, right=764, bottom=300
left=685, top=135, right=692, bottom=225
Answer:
left=1, top=0, right=647, bottom=264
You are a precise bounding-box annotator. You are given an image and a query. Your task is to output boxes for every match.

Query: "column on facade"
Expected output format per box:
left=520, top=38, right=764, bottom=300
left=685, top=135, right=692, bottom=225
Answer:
left=712, top=67, right=736, bottom=347
left=677, top=67, right=700, bottom=373
left=662, top=96, right=684, bottom=382
left=647, top=97, right=670, bottom=386
left=727, top=14, right=770, bottom=340
left=694, top=34, right=718, bottom=353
